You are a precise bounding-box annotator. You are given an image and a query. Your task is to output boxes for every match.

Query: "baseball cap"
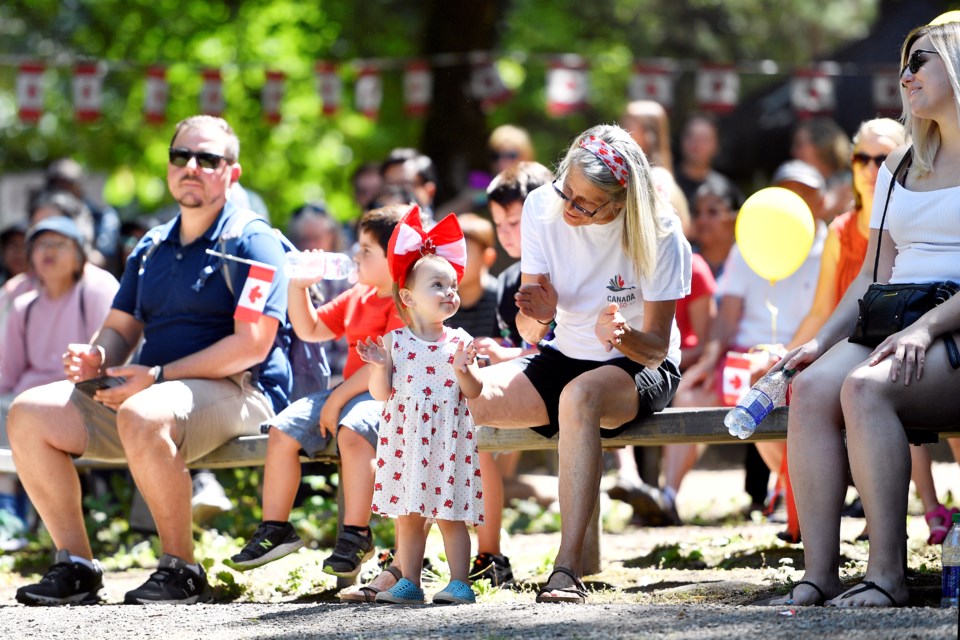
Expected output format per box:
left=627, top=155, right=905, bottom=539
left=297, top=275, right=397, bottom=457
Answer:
left=772, top=160, right=826, bottom=192
left=26, top=216, right=85, bottom=247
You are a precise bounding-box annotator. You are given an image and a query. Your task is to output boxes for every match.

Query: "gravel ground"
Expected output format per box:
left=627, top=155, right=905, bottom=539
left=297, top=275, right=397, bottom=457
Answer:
left=1, top=458, right=958, bottom=639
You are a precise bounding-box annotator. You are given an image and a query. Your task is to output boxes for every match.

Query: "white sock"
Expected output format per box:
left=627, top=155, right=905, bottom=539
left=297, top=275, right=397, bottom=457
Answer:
left=662, top=486, right=677, bottom=506
left=69, top=555, right=97, bottom=570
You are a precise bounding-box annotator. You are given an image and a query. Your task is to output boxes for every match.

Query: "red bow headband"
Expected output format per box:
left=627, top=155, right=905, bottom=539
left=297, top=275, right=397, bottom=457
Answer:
left=387, top=205, right=467, bottom=288
left=579, top=135, right=629, bottom=187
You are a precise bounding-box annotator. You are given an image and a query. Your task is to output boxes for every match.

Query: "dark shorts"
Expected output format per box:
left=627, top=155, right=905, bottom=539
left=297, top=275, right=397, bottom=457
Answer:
left=514, top=344, right=681, bottom=439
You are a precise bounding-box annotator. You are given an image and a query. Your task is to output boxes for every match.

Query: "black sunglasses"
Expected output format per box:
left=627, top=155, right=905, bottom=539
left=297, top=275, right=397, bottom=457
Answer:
left=551, top=179, right=610, bottom=218
left=852, top=152, right=887, bottom=168
left=168, top=147, right=230, bottom=170
left=901, top=49, right=939, bottom=77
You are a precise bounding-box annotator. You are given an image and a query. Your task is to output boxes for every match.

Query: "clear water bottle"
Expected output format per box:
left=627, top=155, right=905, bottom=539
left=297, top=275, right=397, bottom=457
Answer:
left=942, top=513, right=960, bottom=607
left=283, top=251, right=355, bottom=281
left=723, top=368, right=795, bottom=440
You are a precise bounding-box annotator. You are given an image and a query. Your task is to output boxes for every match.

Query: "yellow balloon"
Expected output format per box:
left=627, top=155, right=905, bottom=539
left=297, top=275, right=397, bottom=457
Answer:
left=930, top=11, right=960, bottom=25
left=735, top=187, right=815, bottom=283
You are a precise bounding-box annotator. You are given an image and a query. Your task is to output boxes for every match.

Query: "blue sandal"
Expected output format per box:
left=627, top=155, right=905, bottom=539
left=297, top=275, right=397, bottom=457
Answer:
left=433, top=580, right=476, bottom=604
left=374, top=577, right=425, bottom=604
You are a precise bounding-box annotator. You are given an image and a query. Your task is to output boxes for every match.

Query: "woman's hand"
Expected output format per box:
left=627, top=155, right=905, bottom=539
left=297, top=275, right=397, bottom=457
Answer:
left=778, top=339, right=824, bottom=374
left=869, top=323, right=935, bottom=384
left=515, top=274, right=558, bottom=323
left=595, top=303, right=626, bottom=352
left=356, top=336, right=389, bottom=368
left=453, top=339, right=478, bottom=373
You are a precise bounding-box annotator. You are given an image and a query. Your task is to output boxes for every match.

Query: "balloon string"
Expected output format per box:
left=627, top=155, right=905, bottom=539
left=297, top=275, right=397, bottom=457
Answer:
left=765, top=281, right=779, bottom=344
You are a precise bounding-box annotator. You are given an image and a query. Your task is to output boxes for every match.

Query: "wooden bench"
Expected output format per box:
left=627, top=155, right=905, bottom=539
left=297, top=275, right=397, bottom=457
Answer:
left=1, top=406, right=956, bottom=581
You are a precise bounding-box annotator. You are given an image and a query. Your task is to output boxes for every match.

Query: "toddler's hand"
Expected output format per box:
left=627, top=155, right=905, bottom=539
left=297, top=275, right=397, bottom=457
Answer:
left=356, top=336, right=388, bottom=367
left=453, top=339, right=477, bottom=373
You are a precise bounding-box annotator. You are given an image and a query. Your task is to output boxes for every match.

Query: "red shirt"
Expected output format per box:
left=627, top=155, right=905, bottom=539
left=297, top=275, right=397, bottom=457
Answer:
left=316, top=284, right=405, bottom=379
left=675, top=253, right=717, bottom=349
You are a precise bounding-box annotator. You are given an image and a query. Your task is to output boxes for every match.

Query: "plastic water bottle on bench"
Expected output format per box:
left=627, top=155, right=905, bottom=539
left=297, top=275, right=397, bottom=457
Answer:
left=723, top=368, right=795, bottom=440
left=942, top=513, right=960, bottom=607
left=284, top=251, right=356, bottom=281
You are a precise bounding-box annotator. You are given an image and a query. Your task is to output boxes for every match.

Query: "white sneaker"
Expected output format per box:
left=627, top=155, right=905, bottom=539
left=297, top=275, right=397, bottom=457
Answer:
left=191, top=470, right=233, bottom=523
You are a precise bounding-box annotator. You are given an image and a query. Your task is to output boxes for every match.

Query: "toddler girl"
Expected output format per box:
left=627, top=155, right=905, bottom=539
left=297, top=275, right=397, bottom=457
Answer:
left=357, top=208, right=484, bottom=605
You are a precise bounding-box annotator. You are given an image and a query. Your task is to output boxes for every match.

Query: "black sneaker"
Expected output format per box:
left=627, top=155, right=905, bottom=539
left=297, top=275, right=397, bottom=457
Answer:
left=322, top=528, right=374, bottom=577
left=15, top=549, right=103, bottom=606
left=224, top=521, right=304, bottom=571
left=469, top=552, right=514, bottom=586
left=123, top=554, right=213, bottom=604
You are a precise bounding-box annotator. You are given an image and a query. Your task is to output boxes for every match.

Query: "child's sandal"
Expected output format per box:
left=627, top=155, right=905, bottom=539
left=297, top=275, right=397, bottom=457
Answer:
left=927, top=505, right=959, bottom=545
left=433, top=580, right=476, bottom=604
left=374, top=577, right=425, bottom=605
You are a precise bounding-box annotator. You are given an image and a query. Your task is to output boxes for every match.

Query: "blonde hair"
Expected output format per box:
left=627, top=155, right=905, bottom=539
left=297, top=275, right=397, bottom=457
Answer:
left=900, top=22, right=960, bottom=177
left=488, top=125, right=535, bottom=161
left=391, top=253, right=452, bottom=328
left=851, top=118, right=907, bottom=209
left=556, top=124, right=667, bottom=279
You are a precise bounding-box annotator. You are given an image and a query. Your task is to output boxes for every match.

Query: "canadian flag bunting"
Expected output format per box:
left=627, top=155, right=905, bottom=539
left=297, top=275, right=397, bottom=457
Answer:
left=234, top=262, right=277, bottom=323
left=355, top=64, right=382, bottom=119
left=872, top=70, right=903, bottom=114
left=144, top=66, right=168, bottom=124
left=546, top=56, right=589, bottom=117
left=73, top=62, right=103, bottom=123
left=262, top=70, right=284, bottom=124
left=17, top=62, right=45, bottom=123
left=404, top=60, right=432, bottom=117
left=199, top=68, right=225, bottom=116
left=316, top=61, right=341, bottom=116
left=629, top=63, right=675, bottom=109
left=722, top=353, right=753, bottom=406
left=696, top=65, right=739, bottom=113
left=791, top=68, right=835, bottom=118
left=469, top=52, right=511, bottom=111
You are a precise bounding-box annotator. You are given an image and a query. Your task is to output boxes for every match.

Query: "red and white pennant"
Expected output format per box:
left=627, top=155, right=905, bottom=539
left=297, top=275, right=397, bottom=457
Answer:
left=199, top=68, right=224, bottom=116
left=791, top=68, right=835, bottom=118
left=404, top=60, right=432, bottom=117
left=17, top=62, right=45, bottom=123
left=262, top=70, right=284, bottom=124
left=355, top=64, right=382, bottom=120
left=629, top=63, right=675, bottom=109
left=696, top=65, right=739, bottom=113
left=73, top=62, right=103, bottom=123
left=144, top=66, right=168, bottom=124
left=546, top=56, right=589, bottom=117
left=316, top=61, right=341, bottom=116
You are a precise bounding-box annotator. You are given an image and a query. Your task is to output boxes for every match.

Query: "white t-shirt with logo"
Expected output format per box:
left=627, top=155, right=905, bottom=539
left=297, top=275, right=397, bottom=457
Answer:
left=520, top=183, right=692, bottom=365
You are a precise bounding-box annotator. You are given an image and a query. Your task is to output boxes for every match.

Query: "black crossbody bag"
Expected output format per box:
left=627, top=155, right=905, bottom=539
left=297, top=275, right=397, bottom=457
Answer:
left=848, top=148, right=960, bottom=369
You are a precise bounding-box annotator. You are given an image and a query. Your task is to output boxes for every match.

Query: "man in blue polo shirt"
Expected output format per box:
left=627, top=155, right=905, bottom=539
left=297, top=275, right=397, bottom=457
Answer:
left=8, top=115, right=290, bottom=606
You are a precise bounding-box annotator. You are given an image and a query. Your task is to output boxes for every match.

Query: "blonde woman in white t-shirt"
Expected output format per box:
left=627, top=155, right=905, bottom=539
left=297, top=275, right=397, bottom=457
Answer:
left=771, top=22, right=960, bottom=608
left=467, top=124, right=692, bottom=603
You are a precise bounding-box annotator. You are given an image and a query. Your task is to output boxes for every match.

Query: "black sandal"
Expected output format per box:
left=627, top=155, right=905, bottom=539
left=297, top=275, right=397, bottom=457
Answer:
left=832, top=580, right=902, bottom=607
left=535, top=566, right=588, bottom=604
left=338, top=566, right=402, bottom=603
left=785, top=580, right=827, bottom=606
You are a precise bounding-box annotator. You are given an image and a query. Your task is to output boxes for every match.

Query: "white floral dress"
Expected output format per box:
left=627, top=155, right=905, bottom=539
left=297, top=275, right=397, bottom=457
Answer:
left=371, top=326, right=484, bottom=525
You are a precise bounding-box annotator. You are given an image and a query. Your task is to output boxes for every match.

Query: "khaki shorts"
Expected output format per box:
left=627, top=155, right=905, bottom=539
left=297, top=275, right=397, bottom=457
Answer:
left=72, top=372, right=275, bottom=464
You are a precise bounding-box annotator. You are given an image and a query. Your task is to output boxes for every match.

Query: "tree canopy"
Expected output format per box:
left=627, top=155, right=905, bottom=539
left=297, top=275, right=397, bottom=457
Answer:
left=1, top=0, right=881, bottom=226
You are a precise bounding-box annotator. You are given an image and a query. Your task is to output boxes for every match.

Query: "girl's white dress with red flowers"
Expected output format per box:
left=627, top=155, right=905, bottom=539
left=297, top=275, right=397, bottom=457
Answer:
left=371, top=326, right=484, bottom=525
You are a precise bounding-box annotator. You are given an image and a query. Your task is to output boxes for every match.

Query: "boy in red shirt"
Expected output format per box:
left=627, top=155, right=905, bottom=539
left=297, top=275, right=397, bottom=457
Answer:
left=226, top=204, right=406, bottom=576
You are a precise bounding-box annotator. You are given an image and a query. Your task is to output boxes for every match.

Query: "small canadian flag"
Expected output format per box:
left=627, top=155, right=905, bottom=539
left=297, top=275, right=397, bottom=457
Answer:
left=234, top=262, right=277, bottom=323
left=722, top=352, right=752, bottom=406
left=355, top=64, right=382, bottom=120
left=73, top=62, right=103, bottom=123
left=696, top=65, right=739, bottom=113
left=629, top=63, right=675, bottom=109
left=872, top=70, right=902, bottom=114
left=404, top=60, right=432, bottom=117
left=17, top=62, right=45, bottom=123
left=316, top=61, right=341, bottom=116
left=262, top=70, right=284, bottom=124
left=546, top=56, right=589, bottom=117
left=200, top=68, right=224, bottom=116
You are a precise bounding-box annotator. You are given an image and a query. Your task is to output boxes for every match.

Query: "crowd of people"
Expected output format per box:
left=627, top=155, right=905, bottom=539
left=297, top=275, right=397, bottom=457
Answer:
left=1, top=19, right=959, bottom=610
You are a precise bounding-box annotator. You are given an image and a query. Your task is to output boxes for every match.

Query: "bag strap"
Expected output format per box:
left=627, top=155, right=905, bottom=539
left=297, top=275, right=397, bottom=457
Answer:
left=872, top=147, right=913, bottom=283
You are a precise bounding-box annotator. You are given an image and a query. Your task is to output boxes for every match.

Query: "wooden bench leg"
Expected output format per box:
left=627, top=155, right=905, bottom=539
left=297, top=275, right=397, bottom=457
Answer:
left=333, top=461, right=357, bottom=590
left=581, top=497, right=602, bottom=576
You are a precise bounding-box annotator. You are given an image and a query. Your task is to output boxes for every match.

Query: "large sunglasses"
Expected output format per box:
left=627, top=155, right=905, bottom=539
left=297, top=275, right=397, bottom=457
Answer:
left=852, top=152, right=887, bottom=168
left=901, top=49, right=939, bottom=77
left=168, top=147, right=230, bottom=170
left=551, top=179, right=609, bottom=218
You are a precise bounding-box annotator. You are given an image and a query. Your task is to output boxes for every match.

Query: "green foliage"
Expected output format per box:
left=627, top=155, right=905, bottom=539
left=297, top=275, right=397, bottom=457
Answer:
left=1, top=0, right=880, bottom=229
left=502, top=497, right=562, bottom=534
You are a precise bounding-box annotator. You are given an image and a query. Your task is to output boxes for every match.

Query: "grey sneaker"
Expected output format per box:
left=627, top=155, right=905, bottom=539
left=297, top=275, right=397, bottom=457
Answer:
left=15, top=550, right=103, bottom=606
left=322, top=528, right=374, bottom=577
left=123, top=554, right=213, bottom=604
left=224, top=521, right=304, bottom=571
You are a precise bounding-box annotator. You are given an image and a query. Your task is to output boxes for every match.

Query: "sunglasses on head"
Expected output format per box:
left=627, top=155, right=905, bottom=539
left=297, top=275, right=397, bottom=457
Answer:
left=168, top=147, right=230, bottom=170
left=901, top=48, right=939, bottom=77
left=852, top=152, right=887, bottom=168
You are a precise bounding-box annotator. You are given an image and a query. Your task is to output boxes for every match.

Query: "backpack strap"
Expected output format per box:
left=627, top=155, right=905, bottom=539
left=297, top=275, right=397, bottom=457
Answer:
left=133, top=220, right=177, bottom=322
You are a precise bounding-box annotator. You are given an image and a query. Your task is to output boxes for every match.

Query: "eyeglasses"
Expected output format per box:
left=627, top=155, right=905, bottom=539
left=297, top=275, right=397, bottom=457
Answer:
left=491, top=150, right=520, bottom=162
left=852, top=152, right=887, bottom=168
left=34, top=238, right=72, bottom=252
left=901, top=49, right=939, bottom=77
left=551, top=179, right=610, bottom=218
left=168, top=147, right=230, bottom=170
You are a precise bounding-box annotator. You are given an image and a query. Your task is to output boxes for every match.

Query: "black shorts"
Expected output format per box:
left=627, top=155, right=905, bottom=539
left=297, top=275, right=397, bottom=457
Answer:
left=514, top=343, right=681, bottom=439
